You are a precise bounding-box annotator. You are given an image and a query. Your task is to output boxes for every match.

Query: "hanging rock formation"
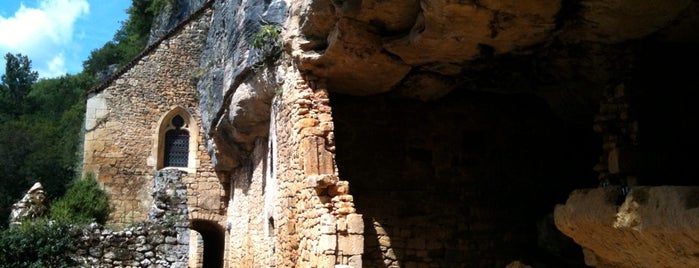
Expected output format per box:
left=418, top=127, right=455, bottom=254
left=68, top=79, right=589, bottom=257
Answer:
left=555, top=186, right=699, bottom=268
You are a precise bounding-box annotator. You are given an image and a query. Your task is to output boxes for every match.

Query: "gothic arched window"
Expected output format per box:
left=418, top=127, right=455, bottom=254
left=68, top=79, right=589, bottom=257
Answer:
left=164, top=115, right=190, bottom=167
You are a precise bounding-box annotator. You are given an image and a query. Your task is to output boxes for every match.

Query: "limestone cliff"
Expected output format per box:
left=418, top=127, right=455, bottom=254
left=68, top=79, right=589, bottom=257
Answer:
left=148, top=0, right=209, bottom=45
left=193, top=0, right=699, bottom=171
left=142, top=0, right=699, bottom=267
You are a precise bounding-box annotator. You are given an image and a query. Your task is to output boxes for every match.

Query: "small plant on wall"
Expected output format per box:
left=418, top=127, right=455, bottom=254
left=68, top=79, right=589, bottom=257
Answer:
left=251, top=24, right=283, bottom=66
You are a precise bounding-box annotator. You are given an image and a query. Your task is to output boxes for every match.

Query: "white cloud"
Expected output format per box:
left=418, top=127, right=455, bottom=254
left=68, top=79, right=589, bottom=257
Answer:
left=43, top=53, right=67, bottom=77
left=0, top=0, right=89, bottom=78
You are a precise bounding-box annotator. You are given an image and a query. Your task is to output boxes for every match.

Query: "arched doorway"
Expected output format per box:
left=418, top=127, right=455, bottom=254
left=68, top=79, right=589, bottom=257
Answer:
left=190, top=219, right=225, bottom=268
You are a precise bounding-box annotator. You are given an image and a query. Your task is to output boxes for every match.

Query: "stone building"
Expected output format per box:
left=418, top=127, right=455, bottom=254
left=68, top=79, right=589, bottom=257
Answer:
left=81, top=0, right=699, bottom=267
left=82, top=4, right=227, bottom=267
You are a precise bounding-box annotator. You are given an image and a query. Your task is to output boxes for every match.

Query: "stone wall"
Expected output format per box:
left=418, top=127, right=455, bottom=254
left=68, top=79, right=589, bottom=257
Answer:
left=82, top=7, right=223, bottom=226
left=224, top=137, right=276, bottom=266
left=72, top=169, right=191, bottom=268
left=332, top=91, right=598, bottom=267
left=217, top=63, right=364, bottom=266
left=271, top=74, right=364, bottom=267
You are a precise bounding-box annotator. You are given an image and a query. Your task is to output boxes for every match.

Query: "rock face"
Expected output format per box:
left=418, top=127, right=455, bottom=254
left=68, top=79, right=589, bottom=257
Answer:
left=554, top=186, right=699, bottom=267
left=287, top=0, right=699, bottom=120
left=77, top=0, right=699, bottom=267
left=148, top=0, right=208, bottom=45
left=9, top=182, right=47, bottom=225
left=189, top=0, right=699, bottom=266
left=196, top=0, right=287, bottom=172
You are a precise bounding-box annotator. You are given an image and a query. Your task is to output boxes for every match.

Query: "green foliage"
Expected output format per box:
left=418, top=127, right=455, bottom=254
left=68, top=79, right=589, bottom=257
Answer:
left=252, top=24, right=282, bottom=50
left=0, top=220, right=76, bottom=268
left=0, top=0, right=159, bottom=227
left=0, top=69, right=92, bottom=226
left=0, top=53, right=38, bottom=117
left=147, top=0, right=176, bottom=15
left=83, top=0, right=165, bottom=77
left=251, top=24, right=283, bottom=73
left=27, top=72, right=93, bottom=118
left=252, top=24, right=283, bottom=58
left=50, top=174, right=111, bottom=225
left=82, top=41, right=123, bottom=76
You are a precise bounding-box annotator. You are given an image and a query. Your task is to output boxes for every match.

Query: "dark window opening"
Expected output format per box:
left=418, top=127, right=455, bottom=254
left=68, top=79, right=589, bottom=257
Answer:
left=164, top=115, right=189, bottom=167
left=268, top=217, right=275, bottom=237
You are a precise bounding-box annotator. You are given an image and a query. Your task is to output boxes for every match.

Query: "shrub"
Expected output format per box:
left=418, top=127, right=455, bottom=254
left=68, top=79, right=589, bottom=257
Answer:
left=49, top=174, right=110, bottom=225
left=252, top=24, right=282, bottom=60
left=0, top=220, right=76, bottom=268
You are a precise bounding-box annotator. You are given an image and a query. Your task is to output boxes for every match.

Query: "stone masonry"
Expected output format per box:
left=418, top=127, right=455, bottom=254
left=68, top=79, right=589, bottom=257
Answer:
left=221, top=63, right=364, bottom=267
left=72, top=170, right=191, bottom=267
left=271, top=73, right=364, bottom=267
left=83, top=6, right=223, bottom=226
left=81, top=2, right=365, bottom=266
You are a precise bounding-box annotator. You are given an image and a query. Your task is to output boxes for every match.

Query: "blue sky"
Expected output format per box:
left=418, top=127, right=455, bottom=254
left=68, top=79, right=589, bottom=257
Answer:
left=0, top=0, right=131, bottom=78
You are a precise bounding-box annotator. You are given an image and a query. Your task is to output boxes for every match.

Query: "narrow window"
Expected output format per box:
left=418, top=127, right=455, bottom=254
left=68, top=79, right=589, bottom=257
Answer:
left=164, top=115, right=190, bottom=167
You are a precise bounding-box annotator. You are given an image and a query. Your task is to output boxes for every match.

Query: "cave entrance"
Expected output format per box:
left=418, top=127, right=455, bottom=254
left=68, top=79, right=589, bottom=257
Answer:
left=331, top=90, right=598, bottom=267
left=189, top=219, right=225, bottom=268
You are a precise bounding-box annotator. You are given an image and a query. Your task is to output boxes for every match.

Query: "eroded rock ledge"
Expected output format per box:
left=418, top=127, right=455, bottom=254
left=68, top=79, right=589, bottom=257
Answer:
left=554, top=186, right=699, bottom=268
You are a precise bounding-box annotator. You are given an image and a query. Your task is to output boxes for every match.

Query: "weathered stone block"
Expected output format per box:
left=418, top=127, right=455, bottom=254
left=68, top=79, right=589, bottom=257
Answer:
left=347, top=214, right=364, bottom=234
left=555, top=186, right=699, bottom=268
left=320, top=254, right=337, bottom=267
left=301, top=137, right=320, bottom=176
left=329, top=181, right=350, bottom=196
left=305, top=174, right=339, bottom=188
left=318, top=148, right=335, bottom=175
left=338, top=234, right=364, bottom=255
left=319, top=234, right=337, bottom=252
left=348, top=255, right=362, bottom=268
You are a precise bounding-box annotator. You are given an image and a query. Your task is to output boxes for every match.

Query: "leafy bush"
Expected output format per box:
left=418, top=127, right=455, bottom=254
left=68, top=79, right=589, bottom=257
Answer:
left=49, top=174, right=110, bottom=225
left=0, top=220, right=76, bottom=268
left=252, top=24, right=282, bottom=51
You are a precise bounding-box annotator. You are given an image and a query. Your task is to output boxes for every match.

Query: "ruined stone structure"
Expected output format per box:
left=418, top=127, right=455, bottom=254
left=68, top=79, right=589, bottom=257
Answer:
left=81, top=0, right=699, bottom=267
left=9, top=182, right=48, bottom=225
left=73, top=170, right=192, bottom=267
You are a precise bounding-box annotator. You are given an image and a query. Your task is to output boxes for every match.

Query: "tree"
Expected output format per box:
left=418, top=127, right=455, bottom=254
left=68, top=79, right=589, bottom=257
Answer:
left=0, top=58, right=92, bottom=226
left=83, top=0, right=165, bottom=77
left=0, top=53, right=38, bottom=117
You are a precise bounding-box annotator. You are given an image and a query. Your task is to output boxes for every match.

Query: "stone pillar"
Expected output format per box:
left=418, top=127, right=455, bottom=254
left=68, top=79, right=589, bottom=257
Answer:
left=275, top=74, right=364, bottom=267
left=593, top=84, right=640, bottom=189
left=149, top=169, right=191, bottom=267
